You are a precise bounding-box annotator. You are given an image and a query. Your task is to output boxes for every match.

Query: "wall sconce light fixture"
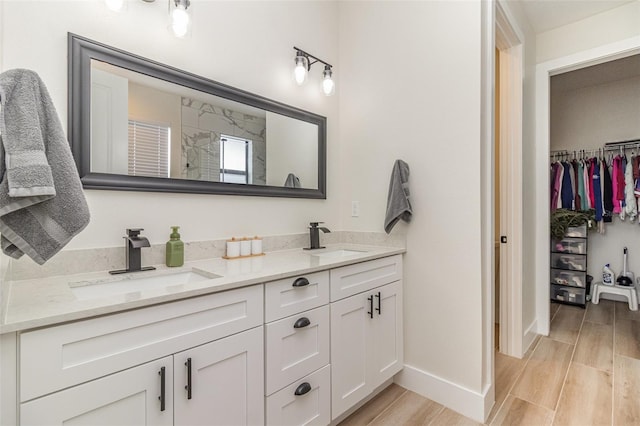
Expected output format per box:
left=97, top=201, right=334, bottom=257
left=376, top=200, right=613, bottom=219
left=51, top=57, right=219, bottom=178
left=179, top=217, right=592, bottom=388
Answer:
left=104, top=0, right=192, bottom=38
left=293, top=47, right=335, bottom=96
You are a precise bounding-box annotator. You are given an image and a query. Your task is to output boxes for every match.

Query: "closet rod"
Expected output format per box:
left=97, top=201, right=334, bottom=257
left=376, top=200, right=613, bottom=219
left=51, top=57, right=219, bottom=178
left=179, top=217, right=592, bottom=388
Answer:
left=604, top=138, right=640, bottom=147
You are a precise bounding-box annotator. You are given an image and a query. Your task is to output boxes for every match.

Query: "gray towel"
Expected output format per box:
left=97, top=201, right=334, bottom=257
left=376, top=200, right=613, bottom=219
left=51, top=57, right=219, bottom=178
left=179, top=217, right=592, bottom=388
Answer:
left=284, top=173, right=301, bottom=188
left=0, top=69, right=90, bottom=264
left=384, top=159, right=412, bottom=234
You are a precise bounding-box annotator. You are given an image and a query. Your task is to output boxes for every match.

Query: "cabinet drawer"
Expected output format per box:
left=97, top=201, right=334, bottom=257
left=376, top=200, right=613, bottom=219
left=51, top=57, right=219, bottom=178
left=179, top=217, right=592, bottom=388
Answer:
left=551, top=284, right=586, bottom=305
left=266, top=365, right=330, bottom=426
left=550, top=253, right=586, bottom=271
left=265, top=271, right=329, bottom=323
left=550, top=268, right=587, bottom=288
left=551, top=237, right=586, bottom=254
left=330, top=255, right=402, bottom=302
left=20, top=285, right=263, bottom=402
left=265, top=305, right=330, bottom=395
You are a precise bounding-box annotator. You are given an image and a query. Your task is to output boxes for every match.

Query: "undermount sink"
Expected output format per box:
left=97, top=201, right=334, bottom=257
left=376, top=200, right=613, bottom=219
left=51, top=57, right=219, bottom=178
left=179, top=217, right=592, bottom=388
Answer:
left=69, top=269, right=220, bottom=300
left=311, top=249, right=367, bottom=259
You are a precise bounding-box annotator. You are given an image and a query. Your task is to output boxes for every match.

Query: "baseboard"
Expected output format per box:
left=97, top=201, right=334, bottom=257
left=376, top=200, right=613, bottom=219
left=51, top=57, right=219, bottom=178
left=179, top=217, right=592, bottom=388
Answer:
left=394, top=364, right=489, bottom=423
left=523, top=319, right=539, bottom=355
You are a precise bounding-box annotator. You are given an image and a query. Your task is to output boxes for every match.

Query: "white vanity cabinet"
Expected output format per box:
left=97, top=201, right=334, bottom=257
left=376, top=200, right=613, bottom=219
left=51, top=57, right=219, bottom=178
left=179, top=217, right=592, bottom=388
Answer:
left=17, top=284, right=264, bottom=426
left=5, top=251, right=405, bottom=426
left=330, top=256, right=403, bottom=420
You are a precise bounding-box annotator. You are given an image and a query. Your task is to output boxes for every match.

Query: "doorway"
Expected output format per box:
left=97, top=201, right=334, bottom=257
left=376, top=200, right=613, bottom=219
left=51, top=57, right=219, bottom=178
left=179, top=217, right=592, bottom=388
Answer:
left=534, top=36, right=640, bottom=335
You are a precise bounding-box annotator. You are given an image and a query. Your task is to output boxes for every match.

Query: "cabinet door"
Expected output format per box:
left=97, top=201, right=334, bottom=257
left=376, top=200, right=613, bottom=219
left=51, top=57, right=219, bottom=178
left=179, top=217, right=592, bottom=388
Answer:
left=369, top=281, right=403, bottom=387
left=330, top=292, right=372, bottom=420
left=174, top=327, right=264, bottom=426
left=20, top=357, right=173, bottom=426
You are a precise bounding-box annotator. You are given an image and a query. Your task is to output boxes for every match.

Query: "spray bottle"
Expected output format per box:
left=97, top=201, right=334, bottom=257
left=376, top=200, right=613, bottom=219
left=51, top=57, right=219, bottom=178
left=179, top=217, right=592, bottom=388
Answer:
left=602, top=264, right=615, bottom=286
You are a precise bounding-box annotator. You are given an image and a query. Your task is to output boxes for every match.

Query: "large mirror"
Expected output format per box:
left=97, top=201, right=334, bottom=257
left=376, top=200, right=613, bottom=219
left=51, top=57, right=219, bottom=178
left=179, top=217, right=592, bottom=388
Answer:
left=68, top=33, right=326, bottom=198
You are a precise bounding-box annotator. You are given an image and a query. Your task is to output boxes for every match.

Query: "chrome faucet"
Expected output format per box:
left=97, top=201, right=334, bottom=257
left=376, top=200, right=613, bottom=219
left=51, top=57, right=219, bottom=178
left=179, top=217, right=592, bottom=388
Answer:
left=304, top=222, right=331, bottom=250
left=109, top=228, right=156, bottom=274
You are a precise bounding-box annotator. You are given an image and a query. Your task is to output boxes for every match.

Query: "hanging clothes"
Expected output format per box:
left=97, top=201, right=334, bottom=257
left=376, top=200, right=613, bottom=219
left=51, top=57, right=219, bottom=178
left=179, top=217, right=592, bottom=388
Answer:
left=603, top=158, right=613, bottom=223
left=625, top=159, right=637, bottom=221
left=572, top=160, right=581, bottom=210
left=592, top=158, right=603, bottom=223
left=550, top=161, right=562, bottom=212
left=578, top=160, right=588, bottom=211
left=612, top=156, right=621, bottom=214
left=561, top=161, right=574, bottom=209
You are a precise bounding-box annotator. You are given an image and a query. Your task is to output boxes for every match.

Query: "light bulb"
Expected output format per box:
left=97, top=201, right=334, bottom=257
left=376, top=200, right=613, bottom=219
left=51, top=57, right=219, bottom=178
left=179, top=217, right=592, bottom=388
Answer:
left=171, top=4, right=190, bottom=37
left=105, top=0, right=125, bottom=12
left=294, top=55, right=308, bottom=86
left=322, top=65, right=335, bottom=96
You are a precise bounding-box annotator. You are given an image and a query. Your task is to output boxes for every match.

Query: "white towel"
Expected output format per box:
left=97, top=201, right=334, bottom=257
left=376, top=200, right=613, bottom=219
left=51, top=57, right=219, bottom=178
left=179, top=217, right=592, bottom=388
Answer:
left=0, top=69, right=90, bottom=264
left=384, top=159, right=412, bottom=234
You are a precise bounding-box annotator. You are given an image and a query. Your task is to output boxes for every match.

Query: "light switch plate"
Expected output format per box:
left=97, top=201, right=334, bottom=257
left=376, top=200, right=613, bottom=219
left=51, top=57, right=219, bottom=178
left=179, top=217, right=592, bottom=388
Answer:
left=351, top=201, right=360, bottom=217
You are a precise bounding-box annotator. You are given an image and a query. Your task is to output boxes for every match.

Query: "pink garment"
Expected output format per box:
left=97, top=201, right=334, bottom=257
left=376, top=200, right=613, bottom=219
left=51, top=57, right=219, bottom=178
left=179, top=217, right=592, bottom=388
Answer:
left=612, top=157, right=620, bottom=214
left=616, top=156, right=626, bottom=210
left=551, top=162, right=563, bottom=211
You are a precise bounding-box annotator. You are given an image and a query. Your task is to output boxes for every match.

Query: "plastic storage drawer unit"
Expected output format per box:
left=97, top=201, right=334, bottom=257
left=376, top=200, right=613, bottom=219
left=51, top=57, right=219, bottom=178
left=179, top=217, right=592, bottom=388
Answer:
left=565, top=225, right=588, bottom=238
left=550, top=268, right=587, bottom=288
left=551, top=284, right=586, bottom=305
left=551, top=253, right=587, bottom=271
left=552, top=238, right=587, bottom=255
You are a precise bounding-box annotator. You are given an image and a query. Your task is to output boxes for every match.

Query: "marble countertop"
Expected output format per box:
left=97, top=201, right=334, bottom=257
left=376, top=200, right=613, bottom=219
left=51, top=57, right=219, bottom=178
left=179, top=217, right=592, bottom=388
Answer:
left=1, top=244, right=404, bottom=333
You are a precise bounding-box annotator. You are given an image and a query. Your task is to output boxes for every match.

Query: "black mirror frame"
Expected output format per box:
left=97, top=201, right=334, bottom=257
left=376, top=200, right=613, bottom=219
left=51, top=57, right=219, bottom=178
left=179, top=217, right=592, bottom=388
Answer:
left=68, top=33, right=327, bottom=199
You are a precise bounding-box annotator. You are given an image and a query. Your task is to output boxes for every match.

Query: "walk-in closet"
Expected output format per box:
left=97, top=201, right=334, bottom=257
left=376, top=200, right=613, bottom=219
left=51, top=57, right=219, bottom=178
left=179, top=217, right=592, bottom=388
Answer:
left=550, top=53, right=640, bottom=300
left=545, top=53, right=640, bottom=424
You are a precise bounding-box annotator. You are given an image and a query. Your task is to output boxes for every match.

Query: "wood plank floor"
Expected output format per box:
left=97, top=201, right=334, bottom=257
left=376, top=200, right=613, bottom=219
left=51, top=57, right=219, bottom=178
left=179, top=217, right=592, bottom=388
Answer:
left=339, top=299, right=640, bottom=425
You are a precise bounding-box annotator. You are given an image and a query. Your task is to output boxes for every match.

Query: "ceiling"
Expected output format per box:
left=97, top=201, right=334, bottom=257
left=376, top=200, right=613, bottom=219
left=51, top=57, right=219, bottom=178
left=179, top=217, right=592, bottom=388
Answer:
left=551, top=53, right=640, bottom=91
left=517, top=0, right=635, bottom=34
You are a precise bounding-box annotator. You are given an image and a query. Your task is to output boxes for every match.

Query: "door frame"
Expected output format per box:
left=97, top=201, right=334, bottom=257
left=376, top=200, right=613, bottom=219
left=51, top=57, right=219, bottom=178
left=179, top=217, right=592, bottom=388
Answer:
left=534, top=36, right=640, bottom=335
left=495, top=1, right=524, bottom=358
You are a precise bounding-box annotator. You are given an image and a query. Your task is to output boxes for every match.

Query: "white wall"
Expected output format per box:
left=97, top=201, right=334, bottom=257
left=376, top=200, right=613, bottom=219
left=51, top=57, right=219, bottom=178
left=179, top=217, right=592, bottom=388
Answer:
left=551, top=76, right=640, bottom=148
left=339, top=0, right=485, bottom=399
left=265, top=111, right=318, bottom=188
left=536, top=1, right=640, bottom=63
left=0, top=0, right=339, bottom=249
left=551, top=74, right=640, bottom=280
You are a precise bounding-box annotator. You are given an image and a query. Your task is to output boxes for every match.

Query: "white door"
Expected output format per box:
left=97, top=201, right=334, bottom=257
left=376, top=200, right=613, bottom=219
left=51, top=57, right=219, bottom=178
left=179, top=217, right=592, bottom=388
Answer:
left=91, top=68, right=129, bottom=175
left=174, top=327, right=264, bottom=426
left=20, top=357, right=173, bottom=426
left=369, top=281, right=403, bottom=386
left=330, top=292, right=371, bottom=420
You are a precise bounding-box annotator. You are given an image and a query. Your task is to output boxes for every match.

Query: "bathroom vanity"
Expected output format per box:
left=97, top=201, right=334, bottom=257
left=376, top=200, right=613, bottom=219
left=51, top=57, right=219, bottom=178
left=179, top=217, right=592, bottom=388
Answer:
left=0, top=246, right=404, bottom=426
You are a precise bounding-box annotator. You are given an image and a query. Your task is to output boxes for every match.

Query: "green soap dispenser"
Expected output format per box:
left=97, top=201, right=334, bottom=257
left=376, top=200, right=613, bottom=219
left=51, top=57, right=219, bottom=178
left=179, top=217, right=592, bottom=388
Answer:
left=166, top=226, right=184, bottom=267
